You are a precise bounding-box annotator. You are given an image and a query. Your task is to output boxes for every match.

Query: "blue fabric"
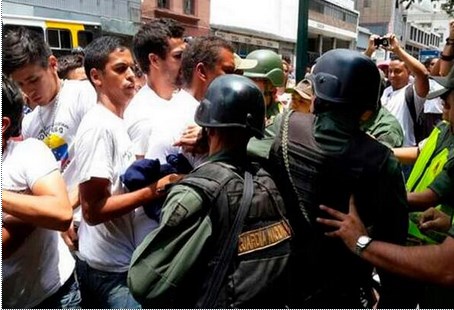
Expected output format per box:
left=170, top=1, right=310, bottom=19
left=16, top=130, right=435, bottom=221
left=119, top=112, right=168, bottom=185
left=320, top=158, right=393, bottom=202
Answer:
left=76, top=259, right=140, bottom=309
left=35, top=272, right=81, bottom=309
left=120, top=154, right=193, bottom=220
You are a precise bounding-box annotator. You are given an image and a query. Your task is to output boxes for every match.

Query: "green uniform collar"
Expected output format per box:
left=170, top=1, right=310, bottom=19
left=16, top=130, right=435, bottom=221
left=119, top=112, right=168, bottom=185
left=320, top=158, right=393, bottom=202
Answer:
left=207, top=149, right=248, bottom=168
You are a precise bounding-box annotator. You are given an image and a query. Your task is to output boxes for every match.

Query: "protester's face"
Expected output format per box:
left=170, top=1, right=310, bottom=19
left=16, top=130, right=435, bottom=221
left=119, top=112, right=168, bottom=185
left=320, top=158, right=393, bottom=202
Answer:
left=11, top=56, right=59, bottom=106
left=160, top=37, right=186, bottom=86
left=251, top=78, right=275, bottom=107
left=388, top=60, right=409, bottom=90
left=205, top=48, right=236, bottom=85
left=290, top=92, right=311, bottom=113
left=95, top=48, right=136, bottom=106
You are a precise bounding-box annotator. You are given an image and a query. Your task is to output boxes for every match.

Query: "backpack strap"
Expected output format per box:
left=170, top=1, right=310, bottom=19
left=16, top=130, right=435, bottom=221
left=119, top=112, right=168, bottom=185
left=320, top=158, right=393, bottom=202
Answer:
left=405, top=83, right=417, bottom=125
left=178, top=162, right=239, bottom=202
left=200, top=170, right=254, bottom=308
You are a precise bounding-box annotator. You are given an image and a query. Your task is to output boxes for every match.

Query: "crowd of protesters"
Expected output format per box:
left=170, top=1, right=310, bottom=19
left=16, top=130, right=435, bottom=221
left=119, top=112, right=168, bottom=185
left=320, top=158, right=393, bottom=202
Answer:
left=2, top=17, right=454, bottom=309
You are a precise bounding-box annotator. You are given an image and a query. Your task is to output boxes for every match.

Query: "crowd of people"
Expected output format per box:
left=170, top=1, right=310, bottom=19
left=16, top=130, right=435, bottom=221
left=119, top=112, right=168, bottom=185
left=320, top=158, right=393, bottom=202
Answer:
left=2, top=17, right=453, bottom=308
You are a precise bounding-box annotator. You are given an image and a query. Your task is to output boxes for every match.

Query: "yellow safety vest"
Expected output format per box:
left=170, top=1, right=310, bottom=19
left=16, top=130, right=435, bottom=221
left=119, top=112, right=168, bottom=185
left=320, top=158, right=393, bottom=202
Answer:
left=406, top=122, right=452, bottom=244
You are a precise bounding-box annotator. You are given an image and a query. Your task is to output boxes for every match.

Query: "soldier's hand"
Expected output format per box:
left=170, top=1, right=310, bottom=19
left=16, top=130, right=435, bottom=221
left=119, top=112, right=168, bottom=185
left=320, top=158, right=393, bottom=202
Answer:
left=419, top=207, right=451, bottom=232
left=173, top=124, right=202, bottom=149
left=317, top=195, right=368, bottom=253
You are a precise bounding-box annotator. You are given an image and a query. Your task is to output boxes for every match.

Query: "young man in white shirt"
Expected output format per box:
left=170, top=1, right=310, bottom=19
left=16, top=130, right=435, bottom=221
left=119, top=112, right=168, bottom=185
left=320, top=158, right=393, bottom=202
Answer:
left=75, top=35, right=180, bottom=308
left=2, top=75, right=78, bottom=308
left=124, top=18, right=186, bottom=159
left=3, top=27, right=97, bottom=250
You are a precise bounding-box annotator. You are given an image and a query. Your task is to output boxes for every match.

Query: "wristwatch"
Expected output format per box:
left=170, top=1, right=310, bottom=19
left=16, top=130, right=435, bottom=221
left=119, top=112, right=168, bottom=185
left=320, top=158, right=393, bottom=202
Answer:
left=355, top=235, right=373, bottom=256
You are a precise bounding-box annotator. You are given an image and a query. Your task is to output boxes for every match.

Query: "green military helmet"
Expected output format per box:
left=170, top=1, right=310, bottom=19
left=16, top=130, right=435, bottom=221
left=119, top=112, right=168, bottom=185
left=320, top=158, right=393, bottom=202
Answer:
left=195, top=74, right=265, bottom=139
left=243, top=49, right=285, bottom=87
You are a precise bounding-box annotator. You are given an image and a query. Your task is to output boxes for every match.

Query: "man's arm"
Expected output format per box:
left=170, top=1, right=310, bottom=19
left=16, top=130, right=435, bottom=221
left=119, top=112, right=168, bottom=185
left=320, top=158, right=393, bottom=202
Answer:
left=387, top=33, right=429, bottom=98
left=80, top=174, right=181, bottom=225
left=440, top=21, right=454, bottom=76
left=407, top=188, right=440, bottom=212
left=2, top=170, right=72, bottom=231
left=392, top=147, right=419, bottom=164
left=317, top=196, right=454, bottom=287
left=2, top=215, right=35, bottom=259
left=128, top=185, right=211, bottom=305
left=363, top=34, right=380, bottom=58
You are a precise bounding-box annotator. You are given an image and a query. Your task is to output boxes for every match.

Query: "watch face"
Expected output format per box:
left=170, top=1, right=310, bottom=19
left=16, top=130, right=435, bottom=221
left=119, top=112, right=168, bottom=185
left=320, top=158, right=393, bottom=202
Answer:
left=358, top=236, right=371, bottom=246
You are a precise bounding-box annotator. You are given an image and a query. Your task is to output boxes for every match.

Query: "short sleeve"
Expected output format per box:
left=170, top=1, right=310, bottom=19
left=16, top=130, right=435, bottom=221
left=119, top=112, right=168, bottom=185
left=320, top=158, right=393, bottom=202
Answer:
left=23, top=139, right=60, bottom=189
left=75, top=126, right=115, bottom=184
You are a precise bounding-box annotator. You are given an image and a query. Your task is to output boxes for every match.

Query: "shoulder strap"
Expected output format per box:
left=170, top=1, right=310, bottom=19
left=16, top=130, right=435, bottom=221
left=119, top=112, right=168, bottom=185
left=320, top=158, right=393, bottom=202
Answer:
left=405, top=84, right=417, bottom=125
left=178, top=162, right=239, bottom=202
left=200, top=170, right=254, bottom=308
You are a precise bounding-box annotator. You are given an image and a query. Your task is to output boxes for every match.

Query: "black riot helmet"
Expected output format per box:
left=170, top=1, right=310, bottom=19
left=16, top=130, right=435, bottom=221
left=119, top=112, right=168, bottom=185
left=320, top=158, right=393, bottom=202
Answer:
left=195, top=74, right=265, bottom=139
left=309, top=49, right=381, bottom=115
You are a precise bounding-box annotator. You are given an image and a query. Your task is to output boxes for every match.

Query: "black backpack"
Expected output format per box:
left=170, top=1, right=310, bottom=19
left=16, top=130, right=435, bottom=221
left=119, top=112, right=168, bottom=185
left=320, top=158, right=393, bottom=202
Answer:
left=405, top=84, right=426, bottom=143
left=128, top=162, right=292, bottom=308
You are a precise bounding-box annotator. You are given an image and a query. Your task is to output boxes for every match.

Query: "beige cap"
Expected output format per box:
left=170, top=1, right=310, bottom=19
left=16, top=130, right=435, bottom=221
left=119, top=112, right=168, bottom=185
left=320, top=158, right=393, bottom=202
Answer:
left=234, top=53, right=258, bottom=70
left=285, top=78, right=313, bottom=100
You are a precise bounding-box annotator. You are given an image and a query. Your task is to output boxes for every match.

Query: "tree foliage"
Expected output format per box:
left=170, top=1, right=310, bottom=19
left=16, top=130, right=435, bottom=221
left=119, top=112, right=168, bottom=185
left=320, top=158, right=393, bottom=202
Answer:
left=440, top=0, right=454, bottom=16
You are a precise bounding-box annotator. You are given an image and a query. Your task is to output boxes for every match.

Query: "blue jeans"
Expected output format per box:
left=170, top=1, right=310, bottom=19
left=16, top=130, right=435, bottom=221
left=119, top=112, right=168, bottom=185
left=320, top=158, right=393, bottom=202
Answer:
left=35, top=272, right=81, bottom=308
left=76, top=258, right=140, bottom=309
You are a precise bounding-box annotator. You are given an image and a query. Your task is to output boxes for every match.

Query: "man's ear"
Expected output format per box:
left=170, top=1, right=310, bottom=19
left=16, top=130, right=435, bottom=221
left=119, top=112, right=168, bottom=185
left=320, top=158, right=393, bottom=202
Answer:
left=148, top=53, right=160, bottom=70
left=195, top=63, right=207, bottom=82
left=2, top=117, right=11, bottom=136
left=89, top=68, right=102, bottom=88
left=48, top=55, right=58, bottom=71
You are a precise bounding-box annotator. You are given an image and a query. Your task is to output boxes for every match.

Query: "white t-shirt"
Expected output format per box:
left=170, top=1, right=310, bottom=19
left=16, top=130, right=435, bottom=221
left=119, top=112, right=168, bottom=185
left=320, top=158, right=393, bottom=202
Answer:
left=125, top=88, right=200, bottom=245
left=381, top=84, right=425, bottom=146
left=2, top=139, right=75, bottom=308
left=124, top=85, right=178, bottom=157
left=22, top=79, right=97, bottom=191
left=144, top=89, right=199, bottom=162
left=424, top=79, right=444, bottom=114
left=75, top=104, right=136, bottom=272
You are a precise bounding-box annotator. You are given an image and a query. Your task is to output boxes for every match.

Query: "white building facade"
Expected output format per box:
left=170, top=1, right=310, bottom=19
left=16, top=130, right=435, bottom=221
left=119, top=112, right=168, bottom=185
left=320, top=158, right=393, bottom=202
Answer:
left=210, top=0, right=359, bottom=65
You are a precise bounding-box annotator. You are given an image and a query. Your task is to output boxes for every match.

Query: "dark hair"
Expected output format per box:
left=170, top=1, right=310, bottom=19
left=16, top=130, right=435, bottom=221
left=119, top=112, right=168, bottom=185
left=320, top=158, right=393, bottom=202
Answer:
left=83, top=36, right=129, bottom=86
left=282, top=55, right=291, bottom=65
left=71, top=46, right=85, bottom=57
left=133, top=18, right=184, bottom=73
left=133, top=18, right=184, bottom=74
left=2, top=74, right=24, bottom=139
left=423, top=57, right=437, bottom=69
left=3, top=27, right=52, bottom=75
left=180, top=36, right=234, bottom=87
left=390, top=54, right=403, bottom=62
left=57, top=54, right=85, bottom=79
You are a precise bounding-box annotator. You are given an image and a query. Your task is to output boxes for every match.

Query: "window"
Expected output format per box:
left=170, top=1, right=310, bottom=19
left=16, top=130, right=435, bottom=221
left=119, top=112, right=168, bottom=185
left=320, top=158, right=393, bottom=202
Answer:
left=157, top=0, right=170, bottom=9
left=78, top=31, right=94, bottom=47
left=309, top=0, right=324, bottom=14
left=364, top=0, right=370, bottom=8
left=183, top=0, right=195, bottom=15
left=47, top=29, right=72, bottom=50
